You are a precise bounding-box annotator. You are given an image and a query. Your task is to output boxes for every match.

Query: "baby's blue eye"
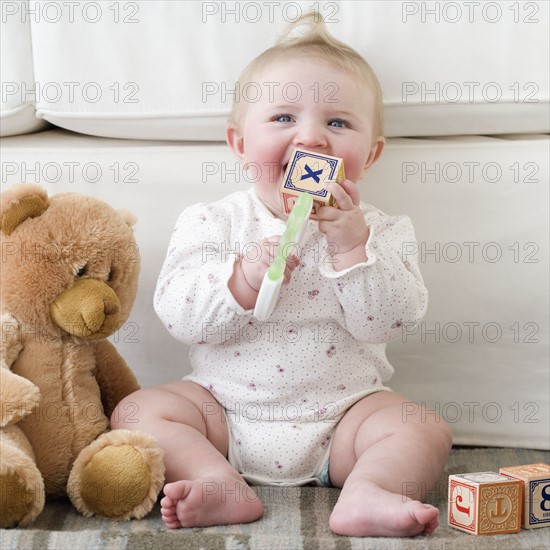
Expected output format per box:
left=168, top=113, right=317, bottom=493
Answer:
left=274, top=114, right=293, bottom=123
left=328, top=119, right=348, bottom=128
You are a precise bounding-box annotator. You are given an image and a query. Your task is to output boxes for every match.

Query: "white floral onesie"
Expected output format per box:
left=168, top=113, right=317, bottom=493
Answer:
left=154, top=188, right=428, bottom=485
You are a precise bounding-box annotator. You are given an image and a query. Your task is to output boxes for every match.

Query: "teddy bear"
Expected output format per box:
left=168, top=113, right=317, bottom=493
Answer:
left=0, top=184, right=165, bottom=528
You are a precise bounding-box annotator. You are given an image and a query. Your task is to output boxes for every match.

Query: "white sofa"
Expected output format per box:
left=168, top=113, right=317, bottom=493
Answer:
left=1, top=1, right=548, bottom=449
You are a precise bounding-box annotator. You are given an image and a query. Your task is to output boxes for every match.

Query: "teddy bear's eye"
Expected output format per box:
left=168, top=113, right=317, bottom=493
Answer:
left=76, top=265, right=87, bottom=278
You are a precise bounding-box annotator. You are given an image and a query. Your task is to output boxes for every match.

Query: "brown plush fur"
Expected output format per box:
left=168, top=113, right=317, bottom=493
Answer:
left=0, top=185, right=164, bottom=528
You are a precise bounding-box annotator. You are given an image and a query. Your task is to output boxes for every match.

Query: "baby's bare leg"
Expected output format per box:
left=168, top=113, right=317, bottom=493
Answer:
left=111, top=381, right=263, bottom=528
left=328, top=392, right=452, bottom=537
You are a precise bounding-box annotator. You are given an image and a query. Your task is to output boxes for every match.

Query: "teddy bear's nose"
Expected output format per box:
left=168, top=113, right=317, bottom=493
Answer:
left=103, top=300, right=118, bottom=316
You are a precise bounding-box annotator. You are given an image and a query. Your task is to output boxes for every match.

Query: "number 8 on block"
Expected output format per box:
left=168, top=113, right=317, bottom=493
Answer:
left=500, top=463, right=550, bottom=529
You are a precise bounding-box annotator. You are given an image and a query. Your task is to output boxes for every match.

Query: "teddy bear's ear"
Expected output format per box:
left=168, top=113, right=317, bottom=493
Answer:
left=118, top=209, right=137, bottom=228
left=0, top=184, right=49, bottom=236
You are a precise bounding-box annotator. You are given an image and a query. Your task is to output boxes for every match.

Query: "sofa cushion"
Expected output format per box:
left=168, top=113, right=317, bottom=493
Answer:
left=18, top=0, right=549, bottom=140
left=0, top=0, right=48, bottom=136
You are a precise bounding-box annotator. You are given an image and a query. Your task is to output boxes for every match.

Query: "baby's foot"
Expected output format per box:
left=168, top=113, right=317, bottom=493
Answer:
left=160, top=475, right=264, bottom=528
left=329, top=480, right=439, bottom=537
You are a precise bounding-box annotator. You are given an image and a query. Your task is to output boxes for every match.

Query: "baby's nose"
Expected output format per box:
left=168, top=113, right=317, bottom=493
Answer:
left=294, top=125, right=327, bottom=149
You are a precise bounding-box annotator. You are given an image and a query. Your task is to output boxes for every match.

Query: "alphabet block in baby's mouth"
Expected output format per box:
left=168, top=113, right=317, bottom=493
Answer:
left=280, top=148, right=345, bottom=220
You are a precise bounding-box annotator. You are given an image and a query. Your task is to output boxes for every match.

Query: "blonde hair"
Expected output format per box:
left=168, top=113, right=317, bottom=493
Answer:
left=228, top=12, right=384, bottom=139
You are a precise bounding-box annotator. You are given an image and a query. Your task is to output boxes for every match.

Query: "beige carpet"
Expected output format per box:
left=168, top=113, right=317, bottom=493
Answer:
left=1, top=447, right=549, bottom=549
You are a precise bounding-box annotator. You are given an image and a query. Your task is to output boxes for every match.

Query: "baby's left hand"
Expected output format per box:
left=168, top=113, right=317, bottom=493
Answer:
left=317, top=180, right=369, bottom=270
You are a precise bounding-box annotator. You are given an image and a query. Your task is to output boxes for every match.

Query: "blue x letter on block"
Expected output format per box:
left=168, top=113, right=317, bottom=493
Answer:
left=301, top=164, right=323, bottom=183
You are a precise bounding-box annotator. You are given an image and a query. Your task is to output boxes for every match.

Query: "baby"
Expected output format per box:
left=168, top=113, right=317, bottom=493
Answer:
left=112, top=14, right=452, bottom=537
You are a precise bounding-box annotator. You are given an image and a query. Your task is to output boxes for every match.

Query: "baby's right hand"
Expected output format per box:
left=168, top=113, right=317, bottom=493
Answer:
left=241, top=235, right=299, bottom=291
left=228, top=235, right=300, bottom=310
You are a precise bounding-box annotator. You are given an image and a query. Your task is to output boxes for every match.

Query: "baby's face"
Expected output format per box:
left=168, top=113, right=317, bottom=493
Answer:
left=228, top=57, right=383, bottom=218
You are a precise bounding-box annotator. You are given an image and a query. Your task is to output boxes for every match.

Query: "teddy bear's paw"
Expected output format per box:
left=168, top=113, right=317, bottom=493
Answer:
left=68, top=430, right=164, bottom=520
left=0, top=436, right=45, bottom=528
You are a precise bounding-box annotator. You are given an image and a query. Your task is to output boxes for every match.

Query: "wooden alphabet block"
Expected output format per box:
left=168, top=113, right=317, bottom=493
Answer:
left=499, top=463, right=550, bottom=529
left=280, top=148, right=345, bottom=220
left=448, top=472, right=522, bottom=535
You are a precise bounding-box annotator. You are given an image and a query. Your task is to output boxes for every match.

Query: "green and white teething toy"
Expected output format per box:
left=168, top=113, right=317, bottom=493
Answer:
left=254, top=193, right=313, bottom=321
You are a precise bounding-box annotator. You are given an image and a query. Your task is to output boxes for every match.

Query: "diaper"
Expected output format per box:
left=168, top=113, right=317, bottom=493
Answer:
left=224, top=407, right=335, bottom=486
